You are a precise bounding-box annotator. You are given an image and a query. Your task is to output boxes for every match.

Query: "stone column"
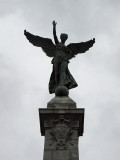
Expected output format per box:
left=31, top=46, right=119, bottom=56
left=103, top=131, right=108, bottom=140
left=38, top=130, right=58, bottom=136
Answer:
left=39, top=96, right=84, bottom=160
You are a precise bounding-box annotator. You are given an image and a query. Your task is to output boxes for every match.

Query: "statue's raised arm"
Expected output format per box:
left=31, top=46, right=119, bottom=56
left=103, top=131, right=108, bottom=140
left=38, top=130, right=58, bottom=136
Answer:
left=52, top=21, right=59, bottom=44
left=24, top=21, right=95, bottom=95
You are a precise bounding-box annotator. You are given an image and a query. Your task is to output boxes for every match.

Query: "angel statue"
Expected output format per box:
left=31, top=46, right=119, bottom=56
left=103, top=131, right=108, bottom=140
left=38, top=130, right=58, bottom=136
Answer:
left=24, top=21, right=95, bottom=94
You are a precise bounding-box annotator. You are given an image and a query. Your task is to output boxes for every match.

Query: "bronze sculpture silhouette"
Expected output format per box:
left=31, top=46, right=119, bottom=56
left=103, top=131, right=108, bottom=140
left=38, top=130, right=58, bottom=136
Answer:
left=24, top=21, right=95, bottom=94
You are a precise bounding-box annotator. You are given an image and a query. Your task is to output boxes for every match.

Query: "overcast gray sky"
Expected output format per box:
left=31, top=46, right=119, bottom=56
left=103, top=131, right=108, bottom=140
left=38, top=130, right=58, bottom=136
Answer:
left=0, top=0, right=120, bottom=160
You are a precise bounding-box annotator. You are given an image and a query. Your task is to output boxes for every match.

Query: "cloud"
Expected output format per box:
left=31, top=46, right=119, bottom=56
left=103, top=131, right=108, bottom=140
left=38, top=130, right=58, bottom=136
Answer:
left=0, top=0, right=120, bottom=160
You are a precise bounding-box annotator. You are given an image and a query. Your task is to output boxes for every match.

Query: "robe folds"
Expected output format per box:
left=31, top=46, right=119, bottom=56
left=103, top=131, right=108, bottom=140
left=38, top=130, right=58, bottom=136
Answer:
left=49, top=64, right=78, bottom=94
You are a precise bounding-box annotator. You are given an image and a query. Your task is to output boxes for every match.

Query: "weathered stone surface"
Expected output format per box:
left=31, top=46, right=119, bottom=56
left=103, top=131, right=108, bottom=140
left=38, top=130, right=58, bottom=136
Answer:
left=39, top=96, right=84, bottom=160
left=39, top=109, right=84, bottom=136
left=47, top=96, right=76, bottom=109
left=43, top=122, right=79, bottom=160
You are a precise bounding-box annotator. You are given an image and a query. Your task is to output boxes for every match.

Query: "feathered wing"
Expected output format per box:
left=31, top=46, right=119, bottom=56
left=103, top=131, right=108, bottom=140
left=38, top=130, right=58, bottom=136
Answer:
left=24, top=30, right=56, bottom=57
left=67, top=38, right=95, bottom=59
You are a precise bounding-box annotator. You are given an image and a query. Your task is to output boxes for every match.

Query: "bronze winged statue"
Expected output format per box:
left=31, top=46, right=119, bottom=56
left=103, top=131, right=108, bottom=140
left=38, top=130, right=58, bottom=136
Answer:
left=24, top=21, right=95, bottom=94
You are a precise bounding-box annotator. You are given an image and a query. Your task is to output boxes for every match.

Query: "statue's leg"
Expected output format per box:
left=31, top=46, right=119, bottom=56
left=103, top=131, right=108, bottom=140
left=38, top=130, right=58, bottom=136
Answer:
left=60, top=61, right=67, bottom=86
left=53, top=62, right=59, bottom=86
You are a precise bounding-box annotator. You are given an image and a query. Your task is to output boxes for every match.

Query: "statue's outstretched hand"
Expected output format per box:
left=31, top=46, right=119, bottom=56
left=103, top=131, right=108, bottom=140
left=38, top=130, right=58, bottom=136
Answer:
left=52, top=20, right=57, bottom=27
left=24, top=29, right=27, bottom=34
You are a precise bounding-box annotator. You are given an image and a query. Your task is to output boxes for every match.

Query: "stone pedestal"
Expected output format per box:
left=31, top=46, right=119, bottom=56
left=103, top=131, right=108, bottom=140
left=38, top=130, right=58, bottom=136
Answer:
left=39, top=96, right=84, bottom=160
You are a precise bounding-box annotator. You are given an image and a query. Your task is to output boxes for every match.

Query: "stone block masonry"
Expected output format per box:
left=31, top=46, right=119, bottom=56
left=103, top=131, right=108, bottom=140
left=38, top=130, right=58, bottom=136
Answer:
left=39, top=96, right=84, bottom=160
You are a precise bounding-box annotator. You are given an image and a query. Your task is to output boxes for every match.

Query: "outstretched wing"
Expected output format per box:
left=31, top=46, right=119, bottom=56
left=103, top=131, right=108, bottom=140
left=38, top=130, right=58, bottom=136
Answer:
left=24, top=30, right=56, bottom=57
left=67, top=38, right=95, bottom=59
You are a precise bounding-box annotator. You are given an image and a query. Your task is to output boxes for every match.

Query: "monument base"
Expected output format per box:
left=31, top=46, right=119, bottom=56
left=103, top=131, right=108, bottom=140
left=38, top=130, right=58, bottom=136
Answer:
left=39, top=96, right=84, bottom=160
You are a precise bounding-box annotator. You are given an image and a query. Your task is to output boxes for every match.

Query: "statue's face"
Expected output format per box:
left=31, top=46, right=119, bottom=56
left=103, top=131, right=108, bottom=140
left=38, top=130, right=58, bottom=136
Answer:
left=60, top=33, right=68, bottom=42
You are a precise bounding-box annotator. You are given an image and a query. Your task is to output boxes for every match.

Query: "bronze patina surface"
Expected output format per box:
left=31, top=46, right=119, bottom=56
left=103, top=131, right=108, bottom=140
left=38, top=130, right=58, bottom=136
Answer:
left=24, top=21, right=95, bottom=94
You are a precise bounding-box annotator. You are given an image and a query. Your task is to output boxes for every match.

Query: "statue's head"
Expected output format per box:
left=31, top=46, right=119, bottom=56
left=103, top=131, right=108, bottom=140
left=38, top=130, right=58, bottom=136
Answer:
left=60, top=33, right=68, bottom=42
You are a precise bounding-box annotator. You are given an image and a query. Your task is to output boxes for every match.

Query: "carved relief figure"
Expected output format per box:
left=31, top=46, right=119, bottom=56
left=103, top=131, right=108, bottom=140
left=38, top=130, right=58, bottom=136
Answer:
left=46, top=117, right=74, bottom=150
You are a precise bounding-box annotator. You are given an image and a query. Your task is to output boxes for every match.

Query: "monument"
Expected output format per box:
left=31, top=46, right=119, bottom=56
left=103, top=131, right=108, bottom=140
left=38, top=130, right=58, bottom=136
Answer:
left=24, top=21, right=95, bottom=160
